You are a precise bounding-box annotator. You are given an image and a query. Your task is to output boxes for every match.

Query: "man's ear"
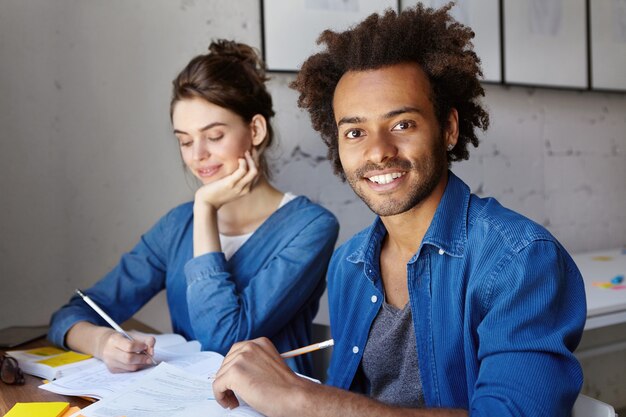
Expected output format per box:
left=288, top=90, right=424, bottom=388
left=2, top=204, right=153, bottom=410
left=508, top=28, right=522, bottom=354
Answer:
left=445, top=108, right=459, bottom=149
left=250, top=114, right=268, bottom=147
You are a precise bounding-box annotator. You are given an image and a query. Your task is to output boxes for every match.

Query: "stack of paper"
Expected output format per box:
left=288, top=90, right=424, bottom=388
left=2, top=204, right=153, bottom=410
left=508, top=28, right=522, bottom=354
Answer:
left=39, top=333, right=223, bottom=399
left=73, top=363, right=264, bottom=417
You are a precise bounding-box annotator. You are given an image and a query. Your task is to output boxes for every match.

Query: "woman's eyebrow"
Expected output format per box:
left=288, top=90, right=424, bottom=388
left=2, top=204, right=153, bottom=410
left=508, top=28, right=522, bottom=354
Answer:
left=173, top=122, right=227, bottom=135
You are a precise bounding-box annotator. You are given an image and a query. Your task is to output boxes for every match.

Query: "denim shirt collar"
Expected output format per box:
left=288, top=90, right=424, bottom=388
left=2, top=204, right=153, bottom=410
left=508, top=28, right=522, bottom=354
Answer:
left=346, top=170, right=470, bottom=271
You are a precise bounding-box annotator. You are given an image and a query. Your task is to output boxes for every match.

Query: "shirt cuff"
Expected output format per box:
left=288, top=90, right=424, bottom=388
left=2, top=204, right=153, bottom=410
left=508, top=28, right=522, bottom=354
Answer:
left=184, top=252, right=228, bottom=285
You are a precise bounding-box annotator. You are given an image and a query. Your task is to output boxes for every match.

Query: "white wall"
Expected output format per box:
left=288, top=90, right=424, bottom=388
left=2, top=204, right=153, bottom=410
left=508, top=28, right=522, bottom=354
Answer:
left=1, top=1, right=625, bottom=335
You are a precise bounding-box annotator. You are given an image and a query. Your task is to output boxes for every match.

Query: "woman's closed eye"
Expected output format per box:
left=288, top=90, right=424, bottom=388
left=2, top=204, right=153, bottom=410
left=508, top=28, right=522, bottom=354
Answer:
left=206, top=134, right=224, bottom=142
left=178, top=139, right=192, bottom=148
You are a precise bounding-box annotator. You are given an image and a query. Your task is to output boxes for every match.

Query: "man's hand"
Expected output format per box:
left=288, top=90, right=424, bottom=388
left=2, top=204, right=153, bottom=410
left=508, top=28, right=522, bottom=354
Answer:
left=212, top=337, right=312, bottom=416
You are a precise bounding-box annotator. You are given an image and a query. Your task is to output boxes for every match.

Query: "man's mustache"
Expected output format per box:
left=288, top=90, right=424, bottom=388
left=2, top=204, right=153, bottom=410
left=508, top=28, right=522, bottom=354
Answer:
left=353, top=159, right=413, bottom=178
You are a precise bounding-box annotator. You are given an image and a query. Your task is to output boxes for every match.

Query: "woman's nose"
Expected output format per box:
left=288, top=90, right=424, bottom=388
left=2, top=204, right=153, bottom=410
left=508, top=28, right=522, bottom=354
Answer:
left=192, top=140, right=209, bottom=160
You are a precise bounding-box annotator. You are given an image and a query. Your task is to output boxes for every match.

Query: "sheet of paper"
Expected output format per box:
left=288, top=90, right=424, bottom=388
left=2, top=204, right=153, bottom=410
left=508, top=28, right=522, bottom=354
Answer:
left=40, top=350, right=224, bottom=399
left=73, top=363, right=263, bottom=417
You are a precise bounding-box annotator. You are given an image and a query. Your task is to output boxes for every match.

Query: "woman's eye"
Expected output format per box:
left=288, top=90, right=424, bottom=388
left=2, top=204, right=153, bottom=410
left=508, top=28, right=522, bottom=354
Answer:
left=179, top=140, right=192, bottom=148
left=207, top=134, right=224, bottom=142
left=345, top=129, right=365, bottom=139
left=392, top=120, right=415, bottom=131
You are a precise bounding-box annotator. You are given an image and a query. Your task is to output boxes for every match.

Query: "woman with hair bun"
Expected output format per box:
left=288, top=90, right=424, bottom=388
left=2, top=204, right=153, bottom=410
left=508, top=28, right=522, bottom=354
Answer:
left=48, top=40, right=339, bottom=375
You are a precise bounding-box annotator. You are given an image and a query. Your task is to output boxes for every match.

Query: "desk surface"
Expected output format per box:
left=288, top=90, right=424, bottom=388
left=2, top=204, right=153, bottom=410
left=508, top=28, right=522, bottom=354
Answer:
left=0, top=319, right=156, bottom=415
left=0, top=338, right=92, bottom=415
left=572, top=248, right=626, bottom=330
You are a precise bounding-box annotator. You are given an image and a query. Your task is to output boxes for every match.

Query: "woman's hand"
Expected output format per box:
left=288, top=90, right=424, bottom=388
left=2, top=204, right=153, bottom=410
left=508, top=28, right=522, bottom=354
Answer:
left=192, top=150, right=259, bottom=256
left=95, top=329, right=156, bottom=373
left=66, top=321, right=156, bottom=373
left=194, top=150, right=259, bottom=211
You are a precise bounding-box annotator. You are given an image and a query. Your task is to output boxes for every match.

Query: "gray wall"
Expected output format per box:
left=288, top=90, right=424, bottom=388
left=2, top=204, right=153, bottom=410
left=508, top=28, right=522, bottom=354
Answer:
left=1, top=1, right=625, bottom=335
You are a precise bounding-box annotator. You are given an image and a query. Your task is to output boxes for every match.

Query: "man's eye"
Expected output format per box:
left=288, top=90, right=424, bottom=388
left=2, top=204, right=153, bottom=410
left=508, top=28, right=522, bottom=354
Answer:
left=346, top=129, right=364, bottom=139
left=392, top=120, right=415, bottom=131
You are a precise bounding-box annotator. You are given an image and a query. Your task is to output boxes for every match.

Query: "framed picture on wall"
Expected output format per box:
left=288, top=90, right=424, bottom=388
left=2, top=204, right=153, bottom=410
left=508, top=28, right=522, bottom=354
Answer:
left=503, top=0, right=588, bottom=89
left=261, top=0, right=399, bottom=72
left=590, top=0, right=626, bottom=91
left=402, top=0, right=502, bottom=83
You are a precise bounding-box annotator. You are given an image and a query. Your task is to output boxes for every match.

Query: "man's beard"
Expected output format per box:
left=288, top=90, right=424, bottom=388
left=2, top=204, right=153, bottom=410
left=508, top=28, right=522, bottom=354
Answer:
left=344, top=138, right=447, bottom=217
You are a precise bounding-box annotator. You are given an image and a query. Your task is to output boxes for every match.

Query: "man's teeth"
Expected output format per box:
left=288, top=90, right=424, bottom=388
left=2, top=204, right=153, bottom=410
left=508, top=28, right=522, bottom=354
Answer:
left=367, top=172, right=405, bottom=185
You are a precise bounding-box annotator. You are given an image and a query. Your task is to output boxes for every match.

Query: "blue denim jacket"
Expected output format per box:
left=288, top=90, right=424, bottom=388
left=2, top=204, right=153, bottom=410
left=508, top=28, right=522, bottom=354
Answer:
left=327, top=172, right=586, bottom=416
left=49, top=196, right=339, bottom=374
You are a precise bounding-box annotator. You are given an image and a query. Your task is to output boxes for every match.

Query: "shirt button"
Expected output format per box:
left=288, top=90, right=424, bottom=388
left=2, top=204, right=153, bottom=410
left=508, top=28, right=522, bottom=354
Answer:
left=371, top=295, right=378, bottom=303
left=438, top=248, right=445, bottom=255
left=353, top=346, right=359, bottom=354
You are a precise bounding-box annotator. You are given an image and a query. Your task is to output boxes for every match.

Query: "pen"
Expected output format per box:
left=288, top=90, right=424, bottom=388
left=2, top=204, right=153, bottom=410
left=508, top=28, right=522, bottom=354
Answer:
left=75, top=289, right=157, bottom=365
left=280, top=339, right=334, bottom=359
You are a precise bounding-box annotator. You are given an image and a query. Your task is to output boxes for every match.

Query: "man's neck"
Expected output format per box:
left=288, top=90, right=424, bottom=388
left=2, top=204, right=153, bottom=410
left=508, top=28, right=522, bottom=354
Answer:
left=380, top=171, right=449, bottom=258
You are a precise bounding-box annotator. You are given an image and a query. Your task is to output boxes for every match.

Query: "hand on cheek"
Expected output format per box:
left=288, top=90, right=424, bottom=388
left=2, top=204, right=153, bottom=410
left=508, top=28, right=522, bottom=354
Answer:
left=194, top=150, right=259, bottom=210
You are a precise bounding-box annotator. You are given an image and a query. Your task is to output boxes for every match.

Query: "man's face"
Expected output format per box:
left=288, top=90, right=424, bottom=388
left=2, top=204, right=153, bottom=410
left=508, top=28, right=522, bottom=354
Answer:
left=332, top=62, right=456, bottom=217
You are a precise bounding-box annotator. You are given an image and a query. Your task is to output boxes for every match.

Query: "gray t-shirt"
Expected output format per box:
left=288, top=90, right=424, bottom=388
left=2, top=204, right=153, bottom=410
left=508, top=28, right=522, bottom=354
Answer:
left=351, top=301, right=425, bottom=408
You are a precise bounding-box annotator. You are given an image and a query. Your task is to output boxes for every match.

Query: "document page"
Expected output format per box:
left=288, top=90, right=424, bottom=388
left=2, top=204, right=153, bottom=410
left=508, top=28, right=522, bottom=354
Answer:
left=73, top=362, right=264, bottom=417
left=40, top=350, right=223, bottom=399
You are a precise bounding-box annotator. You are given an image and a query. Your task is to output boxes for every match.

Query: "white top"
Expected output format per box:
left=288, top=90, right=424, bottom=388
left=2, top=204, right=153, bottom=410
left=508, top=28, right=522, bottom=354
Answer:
left=220, top=192, right=298, bottom=260
left=571, top=248, right=626, bottom=330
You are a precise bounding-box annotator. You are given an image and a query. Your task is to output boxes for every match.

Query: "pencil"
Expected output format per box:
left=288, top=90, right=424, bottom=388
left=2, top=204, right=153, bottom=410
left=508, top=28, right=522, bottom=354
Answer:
left=75, top=289, right=157, bottom=365
left=280, top=339, right=334, bottom=359
left=207, top=339, right=336, bottom=381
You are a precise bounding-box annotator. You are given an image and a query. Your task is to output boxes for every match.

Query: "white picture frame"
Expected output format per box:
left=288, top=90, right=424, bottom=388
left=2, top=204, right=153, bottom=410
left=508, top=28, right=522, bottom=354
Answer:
left=402, top=0, right=502, bottom=83
left=503, top=0, right=588, bottom=89
left=590, top=0, right=626, bottom=91
left=261, top=0, right=399, bottom=72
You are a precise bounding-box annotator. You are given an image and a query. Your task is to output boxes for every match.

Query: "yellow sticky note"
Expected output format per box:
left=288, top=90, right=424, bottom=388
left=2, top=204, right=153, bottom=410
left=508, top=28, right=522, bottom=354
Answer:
left=592, top=256, right=613, bottom=262
left=5, top=402, right=69, bottom=417
left=24, top=346, right=66, bottom=357
left=37, top=351, right=92, bottom=367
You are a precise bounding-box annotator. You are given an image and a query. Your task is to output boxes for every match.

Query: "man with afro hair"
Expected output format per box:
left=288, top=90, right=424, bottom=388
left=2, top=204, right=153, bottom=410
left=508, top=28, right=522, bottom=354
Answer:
left=213, top=4, right=586, bottom=417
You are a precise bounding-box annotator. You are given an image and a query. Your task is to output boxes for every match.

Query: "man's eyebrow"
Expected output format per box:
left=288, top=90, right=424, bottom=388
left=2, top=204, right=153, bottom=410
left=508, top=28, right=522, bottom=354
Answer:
left=336, top=107, right=423, bottom=128
left=173, top=122, right=226, bottom=135
left=336, top=116, right=364, bottom=128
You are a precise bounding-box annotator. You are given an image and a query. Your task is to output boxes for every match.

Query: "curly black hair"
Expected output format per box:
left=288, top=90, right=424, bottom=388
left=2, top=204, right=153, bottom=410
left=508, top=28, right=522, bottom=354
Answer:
left=290, top=3, right=489, bottom=179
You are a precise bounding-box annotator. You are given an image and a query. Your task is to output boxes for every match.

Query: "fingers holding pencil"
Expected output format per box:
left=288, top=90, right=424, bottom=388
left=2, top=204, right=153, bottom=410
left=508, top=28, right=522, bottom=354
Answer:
left=213, top=337, right=312, bottom=413
left=75, top=289, right=157, bottom=370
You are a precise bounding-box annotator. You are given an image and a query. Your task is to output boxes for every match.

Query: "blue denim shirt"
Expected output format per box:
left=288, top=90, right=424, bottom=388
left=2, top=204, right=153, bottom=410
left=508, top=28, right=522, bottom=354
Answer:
left=327, top=172, right=586, bottom=416
left=49, top=196, right=339, bottom=374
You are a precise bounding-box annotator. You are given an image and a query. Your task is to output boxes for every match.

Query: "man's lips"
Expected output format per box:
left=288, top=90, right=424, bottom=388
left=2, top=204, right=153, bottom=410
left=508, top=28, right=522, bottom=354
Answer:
left=365, top=171, right=407, bottom=185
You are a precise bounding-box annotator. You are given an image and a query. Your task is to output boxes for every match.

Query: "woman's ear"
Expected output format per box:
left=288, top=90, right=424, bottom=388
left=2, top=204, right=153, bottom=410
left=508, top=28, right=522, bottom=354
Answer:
left=250, top=114, right=268, bottom=147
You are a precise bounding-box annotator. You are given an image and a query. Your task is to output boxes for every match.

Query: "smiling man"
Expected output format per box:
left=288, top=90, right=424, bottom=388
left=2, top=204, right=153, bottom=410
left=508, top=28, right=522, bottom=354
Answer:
left=212, top=5, right=586, bottom=417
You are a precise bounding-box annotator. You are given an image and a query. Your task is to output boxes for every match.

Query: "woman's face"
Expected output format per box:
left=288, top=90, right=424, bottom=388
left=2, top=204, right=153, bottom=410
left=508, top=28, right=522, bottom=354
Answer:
left=172, top=97, right=255, bottom=184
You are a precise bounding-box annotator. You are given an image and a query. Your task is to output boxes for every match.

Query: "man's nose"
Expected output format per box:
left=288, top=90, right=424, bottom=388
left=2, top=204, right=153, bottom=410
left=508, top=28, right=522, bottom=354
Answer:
left=364, top=131, right=398, bottom=164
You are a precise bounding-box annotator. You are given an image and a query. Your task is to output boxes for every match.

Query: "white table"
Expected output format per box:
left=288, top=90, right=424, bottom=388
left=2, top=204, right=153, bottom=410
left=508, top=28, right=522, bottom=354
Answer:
left=572, top=248, right=626, bottom=330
